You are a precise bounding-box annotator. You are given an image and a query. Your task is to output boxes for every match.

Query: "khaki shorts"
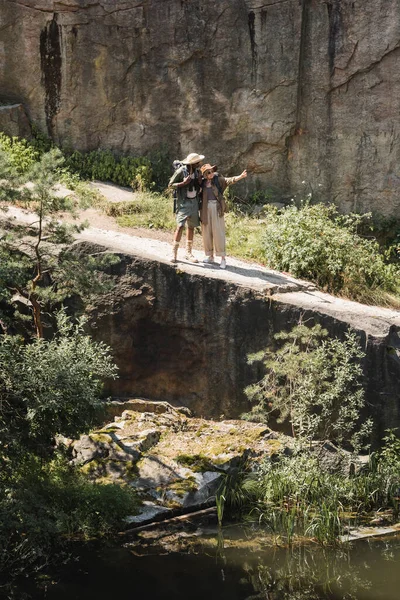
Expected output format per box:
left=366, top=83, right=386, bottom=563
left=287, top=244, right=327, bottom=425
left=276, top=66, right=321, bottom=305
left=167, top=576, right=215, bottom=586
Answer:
left=176, top=198, right=200, bottom=228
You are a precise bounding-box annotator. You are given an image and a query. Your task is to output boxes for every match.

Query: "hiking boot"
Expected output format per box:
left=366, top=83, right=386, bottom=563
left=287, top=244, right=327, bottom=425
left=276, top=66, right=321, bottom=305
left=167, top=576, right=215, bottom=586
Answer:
left=220, top=257, right=226, bottom=269
left=203, top=256, right=215, bottom=264
left=185, top=241, right=198, bottom=263
left=171, top=241, right=179, bottom=263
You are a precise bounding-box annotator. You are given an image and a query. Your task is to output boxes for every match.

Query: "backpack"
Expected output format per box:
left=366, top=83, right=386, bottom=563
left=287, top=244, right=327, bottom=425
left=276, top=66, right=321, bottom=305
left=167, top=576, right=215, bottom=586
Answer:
left=171, top=161, right=188, bottom=213
left=171, top=161, right=201, bottom=213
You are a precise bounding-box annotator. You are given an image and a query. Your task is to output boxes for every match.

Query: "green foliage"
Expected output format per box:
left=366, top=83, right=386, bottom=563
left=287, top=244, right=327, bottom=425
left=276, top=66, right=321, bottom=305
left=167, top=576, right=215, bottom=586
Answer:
left=0, top=133, right=39, bottom=174
left=248, top=189, right=273, bottom=205
left=0, top=311, right=117, bottom=452
left=30, top=123, right=53, bottom=155
left=58, top=168, right=104, bottom=209
left=225, top=213, right=266, bottom=261
left=147, top=146, right=172, bottom=192
left=0, top=312, right=124, bottom=581
left=0, top=453, right=137, bottom=578
left=261, top=202, right=400, bottom=306
left=358, top=212, right=400, bottom=263
left=0, top=137, right=134, bottom=586
left=106, top=191, right=176, bottom=230
left=0, top=130, right=171, bottom=192
left=0, top=148, right=119, bottom=335
left=364, top=429, right=400, bottom=513
left=235, top=429, right=400, bottom=545
left=65, top=149, right=154, bottom=191
left=244, top=323, right=371, bottom=452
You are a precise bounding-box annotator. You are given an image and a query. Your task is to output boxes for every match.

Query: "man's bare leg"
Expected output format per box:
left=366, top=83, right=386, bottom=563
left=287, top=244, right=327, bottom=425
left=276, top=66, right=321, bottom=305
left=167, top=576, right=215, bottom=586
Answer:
left=185, top=227, right=198, bottom=263
left=171, top=226, right=184, bottom=263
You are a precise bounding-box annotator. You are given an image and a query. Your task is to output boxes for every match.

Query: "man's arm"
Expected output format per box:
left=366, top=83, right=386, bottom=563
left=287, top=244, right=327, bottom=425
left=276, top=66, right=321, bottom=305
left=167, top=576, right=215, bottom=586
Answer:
left=169, top=167, right=191, bottom=188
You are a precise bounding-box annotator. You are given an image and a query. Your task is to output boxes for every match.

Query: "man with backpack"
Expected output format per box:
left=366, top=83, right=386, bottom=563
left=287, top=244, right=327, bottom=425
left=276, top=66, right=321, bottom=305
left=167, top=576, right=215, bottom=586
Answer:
left=199, top=163, right=247, bottom=269
left=169, top=152, right=204, bottom=263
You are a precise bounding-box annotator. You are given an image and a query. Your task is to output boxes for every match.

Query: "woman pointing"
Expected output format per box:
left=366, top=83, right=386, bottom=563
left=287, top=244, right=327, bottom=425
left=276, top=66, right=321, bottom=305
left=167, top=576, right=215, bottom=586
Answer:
left=199, top=164, right=247, bottom=269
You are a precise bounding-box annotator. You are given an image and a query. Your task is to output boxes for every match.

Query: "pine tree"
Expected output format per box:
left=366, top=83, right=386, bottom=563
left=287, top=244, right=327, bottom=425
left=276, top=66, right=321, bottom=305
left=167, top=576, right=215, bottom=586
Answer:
left=0, top=148, right=116, bottom=337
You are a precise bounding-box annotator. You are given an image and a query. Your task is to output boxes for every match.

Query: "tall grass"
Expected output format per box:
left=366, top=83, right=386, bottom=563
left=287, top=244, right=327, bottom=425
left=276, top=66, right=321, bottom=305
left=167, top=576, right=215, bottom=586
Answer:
left=102, top=191, right=176, bottom=230
left=222, top=431, right=400, bottom=545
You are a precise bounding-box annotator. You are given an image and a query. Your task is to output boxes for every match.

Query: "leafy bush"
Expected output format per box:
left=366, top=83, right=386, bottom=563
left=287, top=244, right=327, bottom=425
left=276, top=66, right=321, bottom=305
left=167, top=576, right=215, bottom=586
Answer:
left=0, top=312, right=123, bottom=581
left=30, top=123, right=53, bottom=155
left=0, top=454, right=137, bottom=578
left=0, top=311, right=118, bottom=452
left=237, top=322, right=400, bottom=544
left=244, top=322, right=372, bottom=452
left=0, top=133, right=39, bottom=173
left=65, top=149, right=154, bottom=191
left=262, top=202, right=400, bottom=305
left=233, top=428, right=400, bottom=545
left=147, top=146, right=173, bottom=192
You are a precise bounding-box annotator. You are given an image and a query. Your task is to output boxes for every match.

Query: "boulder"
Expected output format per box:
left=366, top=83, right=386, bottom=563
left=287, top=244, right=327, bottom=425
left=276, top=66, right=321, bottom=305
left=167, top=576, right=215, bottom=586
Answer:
left=69, top=405, right=290, bottom=525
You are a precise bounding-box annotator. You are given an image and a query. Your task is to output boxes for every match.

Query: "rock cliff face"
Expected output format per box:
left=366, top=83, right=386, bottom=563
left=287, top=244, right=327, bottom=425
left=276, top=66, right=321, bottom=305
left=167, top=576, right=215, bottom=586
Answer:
left=84, top=248, right=400, bottom=442
left=1, top=0, right=400, bottom=216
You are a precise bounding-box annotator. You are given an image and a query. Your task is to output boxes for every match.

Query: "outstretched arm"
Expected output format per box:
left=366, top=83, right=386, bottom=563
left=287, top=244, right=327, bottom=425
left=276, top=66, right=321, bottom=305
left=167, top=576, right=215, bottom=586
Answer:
left=225, top=170, right=248, bottom=186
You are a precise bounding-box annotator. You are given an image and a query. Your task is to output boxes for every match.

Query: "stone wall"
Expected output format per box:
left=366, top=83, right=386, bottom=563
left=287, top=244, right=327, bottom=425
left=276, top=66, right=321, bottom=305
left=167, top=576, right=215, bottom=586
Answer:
left=85, top=250, right=400, bottom=442
left=1, top=0, right=400, bottom=216
left=0, top=104, right=31, bottom=139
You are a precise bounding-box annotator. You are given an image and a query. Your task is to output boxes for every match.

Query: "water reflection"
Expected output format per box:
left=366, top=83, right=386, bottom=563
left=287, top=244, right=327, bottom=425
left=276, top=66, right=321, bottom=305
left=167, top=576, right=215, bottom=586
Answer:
left=17, top=527, right=400, bottom=600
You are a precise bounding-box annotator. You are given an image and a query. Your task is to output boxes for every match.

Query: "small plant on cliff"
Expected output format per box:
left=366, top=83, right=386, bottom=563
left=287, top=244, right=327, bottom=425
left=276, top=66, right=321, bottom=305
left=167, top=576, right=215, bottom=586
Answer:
left=243, top=322, right=372, bottom=452
left=261, top=202, right=400, bottom=306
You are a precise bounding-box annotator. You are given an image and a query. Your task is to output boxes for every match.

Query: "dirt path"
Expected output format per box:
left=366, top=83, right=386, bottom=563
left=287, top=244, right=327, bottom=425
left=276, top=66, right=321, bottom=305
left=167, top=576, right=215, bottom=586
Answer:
left=64, top=180, right=203, bottom=249
left=2, top=180, right=400, bottom=336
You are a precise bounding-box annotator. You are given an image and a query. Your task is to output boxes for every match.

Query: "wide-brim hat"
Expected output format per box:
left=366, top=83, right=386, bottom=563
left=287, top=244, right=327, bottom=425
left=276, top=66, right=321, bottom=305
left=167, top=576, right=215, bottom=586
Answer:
left=181, top=152, right=205, bottom=165
left=200, top=163, right=218, bottom=174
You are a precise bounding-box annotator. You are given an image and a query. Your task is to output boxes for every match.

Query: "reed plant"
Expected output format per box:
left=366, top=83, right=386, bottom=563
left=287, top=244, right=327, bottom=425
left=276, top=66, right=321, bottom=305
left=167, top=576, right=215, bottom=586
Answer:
left=227, top=434, right=400, bottom=545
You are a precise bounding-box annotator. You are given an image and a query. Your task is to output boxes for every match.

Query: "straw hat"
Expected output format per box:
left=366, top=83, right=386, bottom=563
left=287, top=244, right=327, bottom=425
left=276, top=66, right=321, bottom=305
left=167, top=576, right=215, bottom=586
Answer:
left=181, top=152, right=205, bottom=165
left=200, top=163, right=217, bottom=174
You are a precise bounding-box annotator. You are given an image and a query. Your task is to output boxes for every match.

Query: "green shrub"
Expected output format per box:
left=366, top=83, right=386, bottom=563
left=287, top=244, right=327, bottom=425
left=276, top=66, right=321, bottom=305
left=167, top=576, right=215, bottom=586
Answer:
left=237, top=428, right=400, bottom=543
left=0, top=311, right=124, bottom=581
left=0, top=454, right=137, bottom=577
left=30, top=124, right=53, bottom=155
left=262, top=202, right=400, bottom=305
left=0, top=133, right=39, bottom=173
left=65, top=149, right=154, bottom=190
left=0, top=311, right=118, bottom=451
left=244, top=323, right=372, bottom=452
left=147, top=146, right=172, bottom=192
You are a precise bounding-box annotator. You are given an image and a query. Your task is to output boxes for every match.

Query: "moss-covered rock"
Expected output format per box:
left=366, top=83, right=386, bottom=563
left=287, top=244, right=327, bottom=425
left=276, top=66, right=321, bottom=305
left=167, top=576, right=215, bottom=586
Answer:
left=71, top=405, right=292, bottom=524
